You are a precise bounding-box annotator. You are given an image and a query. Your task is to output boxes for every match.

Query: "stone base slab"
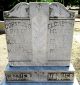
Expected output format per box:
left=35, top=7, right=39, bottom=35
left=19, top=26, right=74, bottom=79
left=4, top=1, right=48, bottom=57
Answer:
left=5, top=64, right=75, bottom=82
left=1, top=77, right=79, bottom=85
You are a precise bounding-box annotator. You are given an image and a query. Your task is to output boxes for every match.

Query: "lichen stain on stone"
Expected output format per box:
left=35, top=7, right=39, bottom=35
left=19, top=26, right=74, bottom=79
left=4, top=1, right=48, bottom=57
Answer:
left=49, top=7, right=52, bottom=17
left=7, top=39, right=11, bottom=44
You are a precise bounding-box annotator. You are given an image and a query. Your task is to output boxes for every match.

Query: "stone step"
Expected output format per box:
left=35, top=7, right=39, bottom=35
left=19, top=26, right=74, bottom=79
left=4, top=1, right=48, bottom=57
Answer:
left=1, top=77, right=79, bottom=85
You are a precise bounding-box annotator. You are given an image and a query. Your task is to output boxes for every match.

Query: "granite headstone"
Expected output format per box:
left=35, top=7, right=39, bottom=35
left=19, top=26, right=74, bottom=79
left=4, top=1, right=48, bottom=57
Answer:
left=1, top=2, right=79, bottom=85
left=4, top=2, right=74, bottom=66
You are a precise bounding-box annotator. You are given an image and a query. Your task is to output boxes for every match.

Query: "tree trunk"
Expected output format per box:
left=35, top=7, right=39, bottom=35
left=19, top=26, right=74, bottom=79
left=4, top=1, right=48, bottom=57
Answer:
left=78, top=7, right=80, bottom=14
left=78, top=1, right=80, bottom=14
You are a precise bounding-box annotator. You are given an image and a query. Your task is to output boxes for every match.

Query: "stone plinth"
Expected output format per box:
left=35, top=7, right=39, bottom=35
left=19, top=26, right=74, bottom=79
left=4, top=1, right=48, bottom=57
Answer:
left=1, top=78, right=79, bottom=85
left=5, top=64, right=74, bottom=82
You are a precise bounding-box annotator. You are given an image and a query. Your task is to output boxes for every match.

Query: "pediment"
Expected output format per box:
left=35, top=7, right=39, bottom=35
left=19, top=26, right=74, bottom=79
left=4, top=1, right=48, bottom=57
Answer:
left=4, top=2, right=75, bottom=19
left=49, top=2, right=74, bottom=18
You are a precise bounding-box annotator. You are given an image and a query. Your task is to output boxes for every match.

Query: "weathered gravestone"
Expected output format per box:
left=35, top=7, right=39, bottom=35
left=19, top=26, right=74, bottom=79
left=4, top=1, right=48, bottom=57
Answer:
left=1, top=2, right=79, bottom=85
left=4, top=2, right=74, bottom=66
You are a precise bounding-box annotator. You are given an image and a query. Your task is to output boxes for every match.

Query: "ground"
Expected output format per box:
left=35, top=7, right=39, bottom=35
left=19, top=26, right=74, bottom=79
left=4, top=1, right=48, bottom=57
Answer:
left=0, top=19, right=80, bottom=83
left=72, top=19, right=80, bottom=81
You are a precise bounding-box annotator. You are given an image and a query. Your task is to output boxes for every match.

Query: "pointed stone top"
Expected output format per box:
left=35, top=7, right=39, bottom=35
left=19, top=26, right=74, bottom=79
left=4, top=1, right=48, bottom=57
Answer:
left=4, top=2, right=75, bottom=19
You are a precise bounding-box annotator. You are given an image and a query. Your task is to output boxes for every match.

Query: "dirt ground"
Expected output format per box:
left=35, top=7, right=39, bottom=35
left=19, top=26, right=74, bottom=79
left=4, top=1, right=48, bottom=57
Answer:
left=0, top=34, right=8, bottom=81
left=0, top=19, right=80, bottom=82
left=72, top=20, right=80, bottom=81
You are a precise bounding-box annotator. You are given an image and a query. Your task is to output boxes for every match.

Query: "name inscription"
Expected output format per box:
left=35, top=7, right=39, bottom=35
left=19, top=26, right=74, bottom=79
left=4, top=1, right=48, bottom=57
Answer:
left=6, top=71, right=74, bottom=82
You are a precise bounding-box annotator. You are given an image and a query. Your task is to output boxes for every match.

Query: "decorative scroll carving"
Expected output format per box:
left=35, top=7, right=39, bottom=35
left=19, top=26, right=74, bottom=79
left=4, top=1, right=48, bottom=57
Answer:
left=4, top=2, right=29, bottom=18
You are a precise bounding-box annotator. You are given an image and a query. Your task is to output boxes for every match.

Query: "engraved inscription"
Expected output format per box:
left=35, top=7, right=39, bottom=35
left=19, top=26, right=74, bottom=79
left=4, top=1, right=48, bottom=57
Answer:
left=47, top=72, right=74, bottom=81
left=5, top=71, right=74, bottom=82
left=47, top=19, right=74, bottom=61
left=4, top=2, right=74, bottom=66
left=5, top=20, right=32, bottom=61
left=6, top=72, right=32, bottom=81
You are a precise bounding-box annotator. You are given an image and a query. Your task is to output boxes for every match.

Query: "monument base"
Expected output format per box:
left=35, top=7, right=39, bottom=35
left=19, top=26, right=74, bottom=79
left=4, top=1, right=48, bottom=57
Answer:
left=1, top=77, right=79, bottom=85
left=5, top=64, right=75, bottom=82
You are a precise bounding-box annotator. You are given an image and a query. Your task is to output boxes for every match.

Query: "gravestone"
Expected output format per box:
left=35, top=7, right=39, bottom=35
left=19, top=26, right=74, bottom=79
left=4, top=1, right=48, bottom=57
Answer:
left=1, top=2, right=79, bottom=85
left=4, top=2, right=74, bottom=66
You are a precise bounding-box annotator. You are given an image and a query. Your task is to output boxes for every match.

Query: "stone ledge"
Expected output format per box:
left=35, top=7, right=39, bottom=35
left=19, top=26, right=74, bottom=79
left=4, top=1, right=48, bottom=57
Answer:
left=1, top=77, right=79, bottom=85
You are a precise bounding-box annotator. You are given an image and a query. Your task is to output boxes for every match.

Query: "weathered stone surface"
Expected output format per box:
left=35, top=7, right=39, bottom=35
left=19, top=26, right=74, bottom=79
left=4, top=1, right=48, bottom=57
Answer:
left=47, top=19, right=74, bottom=62
left=5, top=64, right=75, bottom=82
left=4, top=2, right=75, bottom=66
left=1, top=77, right=79, bottom=85
left=4, top=2, right=29, bottom=18
left=5, top=19, right=32, bottom=62
left=5, top=72, right=74, bottom=82
left=49, top=3, right=74, bottom=18
left=30, top=3, right=49, bottom=65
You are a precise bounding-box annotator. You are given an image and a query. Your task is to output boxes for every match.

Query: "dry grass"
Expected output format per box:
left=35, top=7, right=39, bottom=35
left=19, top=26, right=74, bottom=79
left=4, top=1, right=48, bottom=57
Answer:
left=0, top=34, right=8, bottom=81
left=0, top=21, right=5, bottom=29
left=72, top=31, right=80, bottom=81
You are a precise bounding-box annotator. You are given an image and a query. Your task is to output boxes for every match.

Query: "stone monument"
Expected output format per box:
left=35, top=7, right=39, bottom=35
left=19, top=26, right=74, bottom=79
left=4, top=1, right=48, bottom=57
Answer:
left=1, top=2, right=79, bottom=85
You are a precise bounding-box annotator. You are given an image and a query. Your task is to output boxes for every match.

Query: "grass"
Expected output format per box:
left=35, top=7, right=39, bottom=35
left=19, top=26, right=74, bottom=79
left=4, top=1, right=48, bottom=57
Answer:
left=71, top=22, right=80, bottom=81
left=0, top=21, right=5, bottom=29
left=72, top=39, right=80, bottom=81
